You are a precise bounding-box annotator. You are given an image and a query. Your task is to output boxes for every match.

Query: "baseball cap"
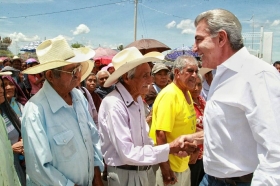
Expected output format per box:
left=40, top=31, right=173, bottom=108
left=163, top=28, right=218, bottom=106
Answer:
left=152, top=62, right=169, bottom=74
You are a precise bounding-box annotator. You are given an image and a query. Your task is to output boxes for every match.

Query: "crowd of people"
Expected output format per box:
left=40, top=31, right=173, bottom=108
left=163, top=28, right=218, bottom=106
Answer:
left=0, top=8, right=280, bottom=186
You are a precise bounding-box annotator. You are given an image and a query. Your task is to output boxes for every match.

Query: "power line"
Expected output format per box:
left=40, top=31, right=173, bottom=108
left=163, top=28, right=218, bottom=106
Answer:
left=0, top=1, right=127, bottom=19
left=139, top=3, right=188, bottom=19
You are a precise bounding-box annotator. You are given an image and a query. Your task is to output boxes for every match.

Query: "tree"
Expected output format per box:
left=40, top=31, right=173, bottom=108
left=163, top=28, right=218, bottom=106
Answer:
left=71, top=42, right=84, bottom=48
left=0, top=36, right=12, bottom=50
left=117, top=44, right=124, bottom=51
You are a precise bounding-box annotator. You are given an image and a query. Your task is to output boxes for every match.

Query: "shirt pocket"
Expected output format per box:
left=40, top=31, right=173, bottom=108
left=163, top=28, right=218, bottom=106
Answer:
left=53, top=130, right=77, bottom=161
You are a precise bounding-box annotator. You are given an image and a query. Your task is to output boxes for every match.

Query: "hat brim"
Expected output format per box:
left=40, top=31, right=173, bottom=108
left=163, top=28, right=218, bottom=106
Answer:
left=22, top=48, right=95, bottom=81
left=199, top=67, right=212, bottom=77
left=0, top=71, right=12, bottom=76
left=104, top=54, right=164, bottom=87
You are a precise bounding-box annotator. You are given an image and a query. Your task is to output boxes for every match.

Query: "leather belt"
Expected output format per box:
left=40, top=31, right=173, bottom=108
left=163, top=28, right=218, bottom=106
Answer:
left=116, top=165, right=151, bottom=171
left=214, top=173, right=253, bottom=186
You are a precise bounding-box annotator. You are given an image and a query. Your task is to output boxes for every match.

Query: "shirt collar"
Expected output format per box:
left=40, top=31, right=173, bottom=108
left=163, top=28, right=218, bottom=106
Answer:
left=115, top=82, right=135, bottom=107
left=43, top=81, right=79, bottom=113
left=220, top=47, right=249, bottom=72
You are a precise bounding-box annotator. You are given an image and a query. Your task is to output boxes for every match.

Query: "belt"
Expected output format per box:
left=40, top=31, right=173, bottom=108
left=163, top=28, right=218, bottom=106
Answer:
left=116, top=165, right=151, bottom=171
left=214, top=173, right=253, bottom=186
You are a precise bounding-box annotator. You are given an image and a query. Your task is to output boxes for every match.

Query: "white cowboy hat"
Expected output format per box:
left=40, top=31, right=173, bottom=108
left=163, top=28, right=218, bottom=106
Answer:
left=199, top=67, right=212, bottom=77
left=104, top=47, right=164, bottom=87
left=22, top=36, right=95, bottom=81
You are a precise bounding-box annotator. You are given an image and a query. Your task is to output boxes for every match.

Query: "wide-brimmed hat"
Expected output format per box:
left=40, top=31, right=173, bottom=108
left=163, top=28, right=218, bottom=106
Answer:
left=104, top=47, right=164, bottom=87
left=199, top=67, right=212, bottom=77
left=1, top=66, right=20, bottom=72
left=22, top=36, right=95, bottom=81
left=12, top=56, right=22, bottom=62
left=0, top=71, right=12, bottom=76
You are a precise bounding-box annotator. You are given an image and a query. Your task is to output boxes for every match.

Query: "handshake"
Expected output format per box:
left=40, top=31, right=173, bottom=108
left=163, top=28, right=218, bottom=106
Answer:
left=168, top=131, right=203, bottom=157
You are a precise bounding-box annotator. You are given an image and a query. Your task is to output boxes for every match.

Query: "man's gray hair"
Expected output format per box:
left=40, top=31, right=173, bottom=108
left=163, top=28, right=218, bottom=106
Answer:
left=118, top=67, right=137, bottom=83
left=43, top=67, right=62, bottom=80
left=194, top=9, right=244, bottom=51
left=172, top=55, right=198, bottom=74
left=96, top=70, right=110, bottom=79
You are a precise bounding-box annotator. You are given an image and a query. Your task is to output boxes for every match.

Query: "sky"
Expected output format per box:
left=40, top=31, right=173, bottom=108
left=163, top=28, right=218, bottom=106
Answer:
left=1, top=0, right=280, bottom=63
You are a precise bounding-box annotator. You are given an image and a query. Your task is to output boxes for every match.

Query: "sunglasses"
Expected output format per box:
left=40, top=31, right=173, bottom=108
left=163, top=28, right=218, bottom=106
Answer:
left=54, top=65, right=82, bottom=77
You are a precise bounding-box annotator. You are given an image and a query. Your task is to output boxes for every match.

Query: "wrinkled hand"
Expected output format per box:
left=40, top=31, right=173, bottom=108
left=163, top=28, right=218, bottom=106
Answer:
left=169, top=136, right=197, bottom=156
left=12, top=139, right=24, bottom=154
left=160, top=162, right=177, bottom=185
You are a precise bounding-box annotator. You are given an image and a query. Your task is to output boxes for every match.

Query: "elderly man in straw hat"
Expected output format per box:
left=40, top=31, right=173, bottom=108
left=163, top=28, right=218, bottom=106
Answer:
left=98, top=47, right=203, bottom=186
left=21, top=36, right=104, bottom=186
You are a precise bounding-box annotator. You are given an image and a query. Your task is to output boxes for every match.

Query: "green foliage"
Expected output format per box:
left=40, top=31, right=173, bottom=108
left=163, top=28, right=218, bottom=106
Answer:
left=0, top=36, right=12, bottom=50
left=0, top=49, right=14, bottom=57
left=117, top=44, right=124, bottom=51
left=71, top=42, right=84, bottom=48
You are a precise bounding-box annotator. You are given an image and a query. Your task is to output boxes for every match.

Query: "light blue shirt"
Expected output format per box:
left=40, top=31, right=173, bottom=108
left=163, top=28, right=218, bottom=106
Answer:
left=22, top=80, right=103, bottom=186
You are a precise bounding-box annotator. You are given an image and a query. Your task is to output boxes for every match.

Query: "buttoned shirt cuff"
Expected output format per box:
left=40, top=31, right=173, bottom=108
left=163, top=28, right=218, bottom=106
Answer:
left=65, top=179, right=75, bottom=186
left=154, top=143, right=170, bottom=163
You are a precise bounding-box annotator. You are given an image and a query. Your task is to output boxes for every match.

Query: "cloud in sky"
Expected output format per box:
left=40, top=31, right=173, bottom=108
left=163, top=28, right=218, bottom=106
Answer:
left=9, top=32, right=40, bottom=41
left=72, top=24, right=90, bottom=35
left=166, top=21, right=176, bottom=29
left=176, top=19, right=195, bottom=34
left=271, top=20, right=280, bottom=26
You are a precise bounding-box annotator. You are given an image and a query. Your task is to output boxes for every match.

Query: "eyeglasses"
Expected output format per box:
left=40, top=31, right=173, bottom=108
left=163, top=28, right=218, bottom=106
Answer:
left=54, top=65, right=82, bottom=77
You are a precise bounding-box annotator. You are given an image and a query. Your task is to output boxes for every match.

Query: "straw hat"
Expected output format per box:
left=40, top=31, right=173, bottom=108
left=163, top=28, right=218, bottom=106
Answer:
left=22, top=36, right=95, bottom=81
left=199, top=67, right=212, bottom=77
left=104, top=47, right=164, bottom=87
left=0, top=71, right=12, bottom=76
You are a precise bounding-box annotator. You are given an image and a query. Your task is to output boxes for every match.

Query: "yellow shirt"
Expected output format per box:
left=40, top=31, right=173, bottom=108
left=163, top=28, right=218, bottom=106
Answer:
left=149, top=83, right=196, bottom=172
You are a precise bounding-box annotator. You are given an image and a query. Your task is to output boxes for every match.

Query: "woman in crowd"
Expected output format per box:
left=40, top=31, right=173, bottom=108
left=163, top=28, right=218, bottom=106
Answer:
left=2, top=75, right=27, bottom=118
left=0, top=75, right=26, bottom=186
left=0, top=71, right=21, bottom=186
left=85, top=73, right=102, bottom=112
left=188, top=73, right=206, bottom=186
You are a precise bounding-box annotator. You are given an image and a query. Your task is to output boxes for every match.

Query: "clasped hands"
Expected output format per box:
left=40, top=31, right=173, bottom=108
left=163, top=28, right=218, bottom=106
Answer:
left=169, top=133, right=203, bottom=157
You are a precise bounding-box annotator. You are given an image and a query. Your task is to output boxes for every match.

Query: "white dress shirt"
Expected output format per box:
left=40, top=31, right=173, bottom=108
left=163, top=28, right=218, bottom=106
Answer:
left=201, top=80, right=210, bottom=101
left=98, top=82, right=170, bottom=166
left=203, top=47, right=280, bottom=185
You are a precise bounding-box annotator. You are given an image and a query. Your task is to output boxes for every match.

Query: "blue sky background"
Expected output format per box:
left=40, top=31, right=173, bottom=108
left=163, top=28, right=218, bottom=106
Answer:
left=1, top=0, right=280, bottom=63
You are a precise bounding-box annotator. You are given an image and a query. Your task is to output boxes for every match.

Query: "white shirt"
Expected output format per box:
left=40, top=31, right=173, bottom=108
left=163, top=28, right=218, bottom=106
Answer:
left=98, top=82, right=170, bottom=166
left=201, top=80, right=210, bottom=101
left=203, top=47, right=280, bottom=185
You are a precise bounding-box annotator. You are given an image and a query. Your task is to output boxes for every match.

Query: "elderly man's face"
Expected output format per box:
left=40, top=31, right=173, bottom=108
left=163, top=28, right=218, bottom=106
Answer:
left=193, top=20, right=221, bottom=69
left=98, top=72, right=109, bottom=87
left=52, top=63, right=82, bottom=93
left=176, top=64, right=198, bottom=91
left=127, top=63, right=152, bottom=98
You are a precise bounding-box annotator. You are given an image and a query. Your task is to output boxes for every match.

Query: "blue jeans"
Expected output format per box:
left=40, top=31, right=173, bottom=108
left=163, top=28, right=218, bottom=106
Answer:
left=199, top=174, right=251, bottom=186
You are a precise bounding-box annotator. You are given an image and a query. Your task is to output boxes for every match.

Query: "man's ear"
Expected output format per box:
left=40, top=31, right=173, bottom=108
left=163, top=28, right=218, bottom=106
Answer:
left=45, top=70, right=53, bottom=83
left=218, top=30, right=228, bottom=47
left=173, top=68, right=180, bottom=76
left=121, top=73, right=129, bottom=83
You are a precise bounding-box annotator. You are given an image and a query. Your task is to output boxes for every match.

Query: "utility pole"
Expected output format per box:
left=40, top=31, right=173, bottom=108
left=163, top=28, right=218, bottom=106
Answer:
left=134, top=0, right=138, bottom=41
